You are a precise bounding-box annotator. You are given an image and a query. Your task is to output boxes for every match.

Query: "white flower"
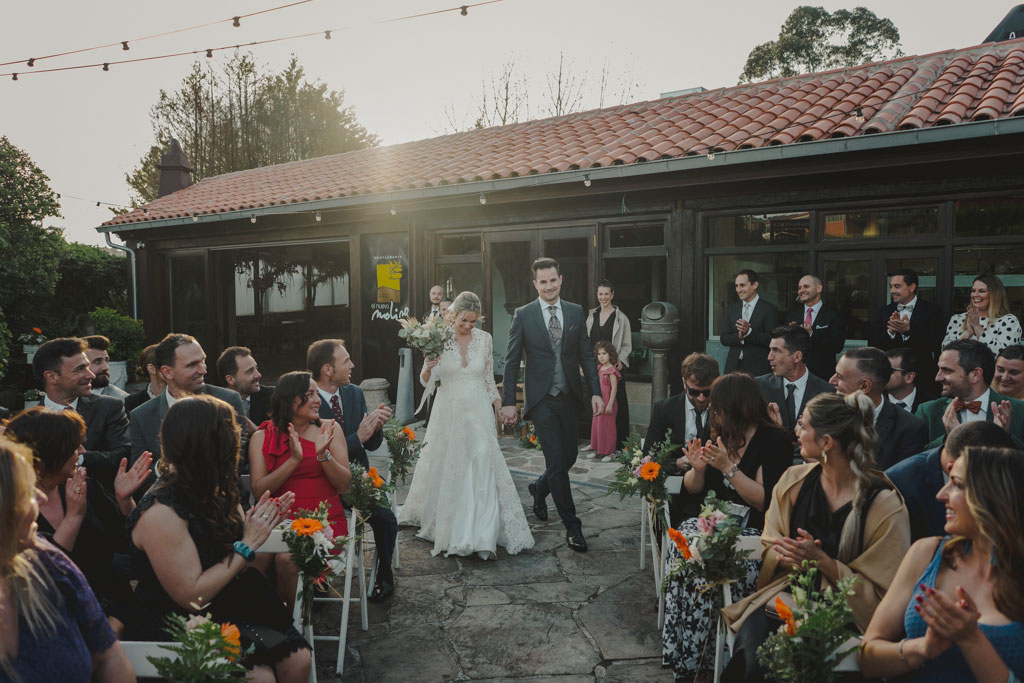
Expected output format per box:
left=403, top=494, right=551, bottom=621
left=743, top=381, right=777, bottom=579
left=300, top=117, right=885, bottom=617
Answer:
left=628, top=476, right=638, bottom=485
left=185, top=613, right=211, bottom=630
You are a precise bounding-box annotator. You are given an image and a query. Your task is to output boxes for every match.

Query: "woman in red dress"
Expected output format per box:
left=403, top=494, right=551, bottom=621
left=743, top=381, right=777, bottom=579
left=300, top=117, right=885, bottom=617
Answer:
left=249, top=371, right=351, bottom=607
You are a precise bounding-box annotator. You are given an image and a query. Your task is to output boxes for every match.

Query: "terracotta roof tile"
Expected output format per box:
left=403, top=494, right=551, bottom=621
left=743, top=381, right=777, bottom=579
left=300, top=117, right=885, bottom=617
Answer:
left=104, top=37, right=1024, bottom=228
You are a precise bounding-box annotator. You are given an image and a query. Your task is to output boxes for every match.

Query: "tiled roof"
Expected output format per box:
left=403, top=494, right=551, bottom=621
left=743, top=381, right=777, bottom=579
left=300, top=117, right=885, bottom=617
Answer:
left=103, top=38, right=1024, bottom=228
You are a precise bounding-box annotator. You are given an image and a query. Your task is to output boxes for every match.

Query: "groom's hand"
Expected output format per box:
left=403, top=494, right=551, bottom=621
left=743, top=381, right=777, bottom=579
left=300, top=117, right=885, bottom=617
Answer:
left=499, top=406, right=517, bottom=425
left=591, top=396, right=604, bottom=416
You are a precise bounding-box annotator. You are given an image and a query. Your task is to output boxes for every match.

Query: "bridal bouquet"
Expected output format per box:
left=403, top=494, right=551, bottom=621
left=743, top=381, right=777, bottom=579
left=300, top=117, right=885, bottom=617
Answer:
left=342, top=464, right=388, bottom=521
left=146, top=612, right=249, bottom=681
left=282, top=502, right=349, bottom=628
left=398, top=315, right=452, bottom=360
left=607, top=428, right=680, bottom=505
left=663, top=491, right=749, bottom=593
left=382, top=417, right=421, bottom=486
left=757, top=561, right=859, bottom=683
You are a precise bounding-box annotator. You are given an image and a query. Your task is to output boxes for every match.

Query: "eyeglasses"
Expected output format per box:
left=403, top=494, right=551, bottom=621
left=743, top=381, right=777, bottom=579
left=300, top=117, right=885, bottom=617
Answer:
left=686, top=386, right=711, bottom=398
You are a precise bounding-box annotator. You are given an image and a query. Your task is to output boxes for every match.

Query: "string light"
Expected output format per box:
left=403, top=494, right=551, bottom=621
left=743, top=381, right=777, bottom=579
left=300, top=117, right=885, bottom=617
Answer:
left=250, top=215, right=257, bottom=224
left=706, top=148, right=715, bottom=160
left=390, top=206, right=397, bottom=215
left=192, top=214, right=199, bottom=221
left=232, top=16, right=241, bottom=28
left=461, top=5, right=468, bottom=15
left=583, top=174, right=591, bottom=187
left=121, top=41, right=129, bottom=51
left=324, top=30, right=332, bottom=40
left=26, top=58, right=34, bottom=67
left=479, top=193, right=486, bottom=205
left=206, top=49, right=213, bottom=58
left=855, top=107, right=865, bottom=122
left=10, top=73, right=15, bottom=81
left=315, top=211, right=322, bottom=221
left=102, top=63, right=109, bottom=71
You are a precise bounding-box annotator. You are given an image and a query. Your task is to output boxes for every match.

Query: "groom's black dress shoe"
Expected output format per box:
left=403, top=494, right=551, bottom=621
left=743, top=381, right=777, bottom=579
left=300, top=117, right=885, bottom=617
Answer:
left=528, top=482, right=548, bottom=521
left=566, top=529, right=588, bottom=552
left=368, top=564, right=394, bottom=603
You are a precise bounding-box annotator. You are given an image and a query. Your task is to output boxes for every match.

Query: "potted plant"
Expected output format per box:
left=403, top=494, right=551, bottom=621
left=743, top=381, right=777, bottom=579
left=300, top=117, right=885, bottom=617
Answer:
left=18, top=327, right=46, bottom=363
left=89, top=308, right=145, bottom=389
left=23, top=388, right=44, bottom=409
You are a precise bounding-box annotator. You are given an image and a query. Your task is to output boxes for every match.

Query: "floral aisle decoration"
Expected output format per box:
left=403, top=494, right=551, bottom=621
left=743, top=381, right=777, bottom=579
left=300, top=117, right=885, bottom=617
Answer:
left=23, top=388, right=44, bottom=404
left=518, top=422, right=542, bottom=450
left=146, top=612, right=250, bottom=681
left=756, top=560, right=859, bottom=683
left=397, top=315, right=452, bottom=360
left=607, top=428, right=680, bottom=505
left=382, top=417, right=421, bottom=487
left=663, top=491, right=750, bottom=593
left=282, top=501, right=349, bottom=629
left=17, top=327, right=46, bottom=345
left=341, top=463, right=388, bottom=525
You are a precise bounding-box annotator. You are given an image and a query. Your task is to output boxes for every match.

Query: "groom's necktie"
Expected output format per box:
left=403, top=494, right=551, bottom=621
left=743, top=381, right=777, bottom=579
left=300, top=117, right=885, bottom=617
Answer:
left=547, top=305, right=562, bottom=346
left=330, top=394, right=345, bottom=427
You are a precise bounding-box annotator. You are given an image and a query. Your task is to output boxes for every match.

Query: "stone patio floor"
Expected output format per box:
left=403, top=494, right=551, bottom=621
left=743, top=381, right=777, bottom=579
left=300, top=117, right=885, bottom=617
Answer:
left=308, top=432, right=673, bottom=682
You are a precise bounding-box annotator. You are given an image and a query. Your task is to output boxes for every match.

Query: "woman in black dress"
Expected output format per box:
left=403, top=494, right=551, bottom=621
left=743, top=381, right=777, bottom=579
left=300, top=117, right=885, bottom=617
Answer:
left=585, top=279, right=633, bottom=456
left=127, top=395, right=311, bottom=682
left=4, top=407, right=152, bottom=636
left=662, top=372, right=793, bottom=679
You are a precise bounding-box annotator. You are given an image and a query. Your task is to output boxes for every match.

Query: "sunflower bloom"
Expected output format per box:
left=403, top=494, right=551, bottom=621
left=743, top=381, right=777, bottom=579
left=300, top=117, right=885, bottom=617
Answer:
left=220, top=621, right=241, bottom=660
left=775, top=596, right=797, bottom=636
left=291, top=517, right=323, bottom=536
left=667, top=527, right=693, bottom=560
left=402, top=427, right=415, bottom=440
left=639, top=461, right=661, bottom=481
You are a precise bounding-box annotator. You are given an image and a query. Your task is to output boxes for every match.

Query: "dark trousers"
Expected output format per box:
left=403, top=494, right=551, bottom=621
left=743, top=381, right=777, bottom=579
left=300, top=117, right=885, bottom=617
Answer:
left=722, top=606, right=775, bottom=683
left=368, top=504, right=398, bottom=570
left=530, top=393, right=581, bottom=532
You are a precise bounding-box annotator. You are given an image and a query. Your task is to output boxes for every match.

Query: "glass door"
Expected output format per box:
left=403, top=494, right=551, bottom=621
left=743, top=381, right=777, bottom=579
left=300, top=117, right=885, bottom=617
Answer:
left=540, top=227, right=596, bottom=310
left=484, top=231, right=534, bottom=375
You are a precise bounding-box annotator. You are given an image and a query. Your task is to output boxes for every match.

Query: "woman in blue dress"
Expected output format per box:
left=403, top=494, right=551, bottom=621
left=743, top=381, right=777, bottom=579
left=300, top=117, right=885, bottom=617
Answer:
left=860, top=445, right=1024, bottom=680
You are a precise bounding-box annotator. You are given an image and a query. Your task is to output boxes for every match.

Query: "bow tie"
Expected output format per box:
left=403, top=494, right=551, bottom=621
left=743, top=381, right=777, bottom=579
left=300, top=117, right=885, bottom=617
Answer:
left=953, top=398, right=982, bottom=414
left=897, top=303, right=914, bottom=312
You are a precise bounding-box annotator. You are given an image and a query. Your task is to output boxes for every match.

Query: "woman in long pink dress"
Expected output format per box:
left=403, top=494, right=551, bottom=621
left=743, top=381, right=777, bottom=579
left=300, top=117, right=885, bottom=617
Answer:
left=590, top=341, right=622, bottom=461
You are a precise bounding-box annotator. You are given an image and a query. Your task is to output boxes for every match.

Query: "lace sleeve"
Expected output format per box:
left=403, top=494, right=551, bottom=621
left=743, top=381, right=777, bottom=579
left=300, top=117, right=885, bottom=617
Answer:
left=482, top=331, right=501, bottom=403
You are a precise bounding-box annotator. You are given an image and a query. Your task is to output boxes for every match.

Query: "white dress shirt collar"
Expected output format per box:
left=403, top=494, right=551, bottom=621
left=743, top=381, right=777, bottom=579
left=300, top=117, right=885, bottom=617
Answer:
left=888, top=387, right=916, bottom=412
left=538, top=297, right=562, bottom=312
left=959, top=388, right=990, bottom=422
left=805, top=300, right=823, bottom=317
left=43, top=394, right=78, bottom=411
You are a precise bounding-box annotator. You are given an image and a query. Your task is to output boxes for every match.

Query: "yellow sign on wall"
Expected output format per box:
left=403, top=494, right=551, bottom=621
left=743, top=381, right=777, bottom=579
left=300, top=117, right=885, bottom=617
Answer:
left=376, top=260, right=402, bottom=303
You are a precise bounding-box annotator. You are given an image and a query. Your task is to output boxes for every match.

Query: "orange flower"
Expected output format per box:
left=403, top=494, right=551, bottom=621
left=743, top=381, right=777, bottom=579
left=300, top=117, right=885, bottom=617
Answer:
left=32, top=327, right=42, bottom=334
left=639, top=461, right=661, bottom=481
left=775, top=596, right=797, bottom=636
left=368, top=466, right=379, bottom=479
left=402, top=427, right=415, bottom=440
left=667, top=527, right=693, bottom=560
left=291, top=517, right=323, bottom=536
left=529, top=435, right=538, bottom=444
left=220, top=621, right=241, bottom=660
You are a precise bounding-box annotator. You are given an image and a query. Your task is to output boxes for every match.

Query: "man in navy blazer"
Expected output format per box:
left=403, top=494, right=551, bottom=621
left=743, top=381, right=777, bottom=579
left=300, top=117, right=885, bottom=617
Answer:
left=783, top=274, right=846, bottom=382
left=886, top=421, right=1014, bottom=541
left=870, top=269, right=944, bottom=394
left=308, top=338, right=397, bottom=602
left=721, top=269, right=778, bottom=377
left=500, top=257, right=602, bottom=553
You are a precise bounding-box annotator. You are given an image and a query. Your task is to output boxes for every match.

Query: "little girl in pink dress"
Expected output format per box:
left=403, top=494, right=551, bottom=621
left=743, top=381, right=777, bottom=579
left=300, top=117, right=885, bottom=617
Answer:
left=590, top=341, right=622, bottom=462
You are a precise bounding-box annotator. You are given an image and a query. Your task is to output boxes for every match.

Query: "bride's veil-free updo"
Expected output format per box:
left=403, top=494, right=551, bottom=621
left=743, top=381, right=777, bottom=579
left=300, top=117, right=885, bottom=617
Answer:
left=444, top=291, right=485, bottom=326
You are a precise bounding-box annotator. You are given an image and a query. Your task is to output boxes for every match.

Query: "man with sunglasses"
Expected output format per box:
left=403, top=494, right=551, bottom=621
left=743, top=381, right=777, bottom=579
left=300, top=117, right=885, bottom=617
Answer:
left=644, top=352, right=719, bottom=525
left=885, top=347, right=936, bottom=414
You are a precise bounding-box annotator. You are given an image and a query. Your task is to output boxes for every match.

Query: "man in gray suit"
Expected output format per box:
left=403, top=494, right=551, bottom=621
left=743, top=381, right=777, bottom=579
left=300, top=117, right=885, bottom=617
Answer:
left=83, top=335, right=129, bottom=400
left=756, top=326, right=833, bottom=440
left=721, top=270, right=778, bottom=377
left=129, top=333, right=247, bottom=493
left=499, top=257, right=602, bottom=552
left=33, top=337, right=131, bottom=493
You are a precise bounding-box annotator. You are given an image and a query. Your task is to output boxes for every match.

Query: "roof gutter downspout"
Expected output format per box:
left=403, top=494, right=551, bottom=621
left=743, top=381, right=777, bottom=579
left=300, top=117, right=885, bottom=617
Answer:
left=104, top=232, right=138, bottom=320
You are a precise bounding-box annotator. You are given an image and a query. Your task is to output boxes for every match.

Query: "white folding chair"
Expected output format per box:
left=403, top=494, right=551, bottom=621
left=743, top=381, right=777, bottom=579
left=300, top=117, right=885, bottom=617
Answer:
left=118, top=640, right=175, bottom=678
left=710, top=534, right=763, bottom=683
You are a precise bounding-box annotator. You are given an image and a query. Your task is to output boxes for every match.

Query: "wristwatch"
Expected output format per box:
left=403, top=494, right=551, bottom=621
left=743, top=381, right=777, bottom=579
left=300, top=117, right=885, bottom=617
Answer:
left=724, top=464, right=739, bottom=480
left=233, top=540, right=255, bottom=562
left=317, top=449, right=333, bottom=463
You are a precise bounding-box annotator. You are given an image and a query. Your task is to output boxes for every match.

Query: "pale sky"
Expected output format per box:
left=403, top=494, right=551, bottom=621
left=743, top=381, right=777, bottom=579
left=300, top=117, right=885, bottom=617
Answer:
left=0, top=0, right=1015, bottom=246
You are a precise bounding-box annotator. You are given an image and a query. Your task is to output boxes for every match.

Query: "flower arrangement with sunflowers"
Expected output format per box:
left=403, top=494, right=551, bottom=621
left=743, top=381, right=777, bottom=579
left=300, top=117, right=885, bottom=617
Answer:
left=607, top=428, right=680, bottom=505
left=757, top=560, right=859, bottom=683
left=663, top=491, right=749, bottom=593
left=282, top=501, right=349, bottom=628
left=341, top=463, right=388, bottom=521
left=146, top=612, right=249, bottom=681
left=398, top=315, right=452, bottom=360
left=382, top=417, right=421, bottom=486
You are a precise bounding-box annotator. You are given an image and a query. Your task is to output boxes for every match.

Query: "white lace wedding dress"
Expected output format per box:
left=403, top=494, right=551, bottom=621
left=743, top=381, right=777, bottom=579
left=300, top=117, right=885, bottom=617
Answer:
left=399, top=327, right=535, bottom=559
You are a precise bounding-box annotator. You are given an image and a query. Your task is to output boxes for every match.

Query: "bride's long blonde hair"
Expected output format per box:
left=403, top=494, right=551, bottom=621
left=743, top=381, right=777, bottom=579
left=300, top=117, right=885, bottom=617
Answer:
left=445, top=291, right=486, bottom=327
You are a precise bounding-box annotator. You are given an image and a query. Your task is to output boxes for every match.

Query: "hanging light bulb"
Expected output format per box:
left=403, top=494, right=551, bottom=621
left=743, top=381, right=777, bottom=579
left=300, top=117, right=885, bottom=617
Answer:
left=96, top=202, right=101, bottom=207
left=56, top=193, right=61, bottom=199
left=460, top=5, right=468, bottom=15
left=479, top=193, right=487, bottom=205
left=324, top=30, right=332, bottom=40
left=706, top=148, right=715, bottom=161
left=583, top=175, right=592, bottom=187
left=206, top=49, right=214, bottom=58
left=11, top=73, right=17, bottom=81
left=26, top=58, right=34, bottom=67
left=250, top=215, right=257, bottom=224
left=855, top=107, right=865, bottom=123
left=232, top=16, right=241, bottom=27
left=390, top=206, right=397, bottom=216
left=315, top=211, right=322, bottom=222
left=122, top=41, right=129, bottom=51
left=192, top=214, right=199, bottom=222
left=102, top=63, right=110, bottom=71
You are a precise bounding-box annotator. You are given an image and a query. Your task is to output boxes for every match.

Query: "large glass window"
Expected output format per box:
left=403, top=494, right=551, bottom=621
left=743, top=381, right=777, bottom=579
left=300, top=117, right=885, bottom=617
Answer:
left=953, top=246, right=1024, bottom=319
left=955, top=197, right=1024, bottom=237
left=602, top=256, right=667, bottom=378
left=705, top=212, right=809, bottom=247
left=440, top=234, right=481, bottom=256
left=707, top=253, right=805, bottom=337
left=822, top=207, right=938, bottom=240
left=438, top=263, right=482, bottom=301
left=608, top=222, right=664, bottom=248
left=169, top=253, right=208, bottom=345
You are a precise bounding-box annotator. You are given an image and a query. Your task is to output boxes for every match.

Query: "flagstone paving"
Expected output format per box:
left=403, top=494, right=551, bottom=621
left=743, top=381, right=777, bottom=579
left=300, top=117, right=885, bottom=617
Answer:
left=310, top=434, right=672, bottom=682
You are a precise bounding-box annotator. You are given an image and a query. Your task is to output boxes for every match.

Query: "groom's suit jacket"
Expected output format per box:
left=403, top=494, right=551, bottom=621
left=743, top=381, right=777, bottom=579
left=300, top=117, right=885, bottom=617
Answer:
left=317, top=383, right=384, bottom=470
left=502, top=299, right=601, bottom=418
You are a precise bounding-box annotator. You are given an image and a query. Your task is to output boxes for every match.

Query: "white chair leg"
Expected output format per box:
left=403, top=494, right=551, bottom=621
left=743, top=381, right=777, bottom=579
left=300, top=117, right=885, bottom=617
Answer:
left=639, top=498, right=647, bottom=570
left=357, top=533, right=368, bottom=631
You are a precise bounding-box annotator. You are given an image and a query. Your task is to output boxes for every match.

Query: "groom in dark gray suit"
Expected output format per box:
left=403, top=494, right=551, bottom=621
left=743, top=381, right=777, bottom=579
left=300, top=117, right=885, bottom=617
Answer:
left=500, top=257, right=602, bottom=552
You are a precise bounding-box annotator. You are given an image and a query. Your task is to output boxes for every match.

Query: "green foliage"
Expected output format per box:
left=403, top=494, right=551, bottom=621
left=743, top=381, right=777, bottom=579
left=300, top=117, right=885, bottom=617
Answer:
left=127, top=54, right=379, bottom=204
left=282, top=501, right=349, bottom=629
left=89, top=307, right=145, bottom=362
left=47, top=243, right=128, bottom=331
left=663, top=491, right=751, bottom=592
left=146, top=613, right=249, bottom=682
left=739, top=6, right=902, bottom=82
left=607, top=427, right=681, bottom=504
left=382, top=417, right=421, bottom=487
left=0, top=136, right=64, bottom=337
left=757, top=560, right=859, bottom=683
left=341, top=463, right=388, bottom=521
left=0, top=306, right=10, bottom=380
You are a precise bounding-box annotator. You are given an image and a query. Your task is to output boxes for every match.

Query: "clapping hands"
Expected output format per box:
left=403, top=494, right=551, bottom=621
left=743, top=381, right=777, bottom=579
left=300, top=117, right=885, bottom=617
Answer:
left=913, top=584, right=981, bottom=658
left=769, top=527, right=826, bottom=569
left=114, top=451, right=153, bottom=512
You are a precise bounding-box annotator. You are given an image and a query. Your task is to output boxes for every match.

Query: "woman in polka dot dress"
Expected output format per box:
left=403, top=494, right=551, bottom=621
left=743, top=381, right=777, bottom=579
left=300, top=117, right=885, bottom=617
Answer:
left=942, top=274, right=1021, bottom=355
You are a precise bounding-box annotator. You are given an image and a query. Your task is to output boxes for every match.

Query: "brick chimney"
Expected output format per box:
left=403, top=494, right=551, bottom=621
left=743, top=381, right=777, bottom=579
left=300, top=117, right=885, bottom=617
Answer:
left=156, top=139, right=193, bottom=198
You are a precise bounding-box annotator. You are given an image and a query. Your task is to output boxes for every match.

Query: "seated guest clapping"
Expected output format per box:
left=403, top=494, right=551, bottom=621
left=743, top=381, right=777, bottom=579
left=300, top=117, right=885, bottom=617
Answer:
left=860, top=446, right=1024, bottom=681
left=127, top=395, right=311, bottom=681
left=992, top=344, right=1024, bottom=400
left=4, top=407, right=152, bottom=636
left=721, top=392, right=911, bottom=683
left=249, top=371, right=351, bottom=607
left=887, top=421, right=1015, bottom=541
left=661, top=372, right=791, bottom=680
left=0, top=438, right=134, bottom=681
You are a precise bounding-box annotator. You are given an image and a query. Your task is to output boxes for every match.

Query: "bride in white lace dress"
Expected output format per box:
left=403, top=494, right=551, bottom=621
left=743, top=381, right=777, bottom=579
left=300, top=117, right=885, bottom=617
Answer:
left=399, top=291, right=535, bottom=560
